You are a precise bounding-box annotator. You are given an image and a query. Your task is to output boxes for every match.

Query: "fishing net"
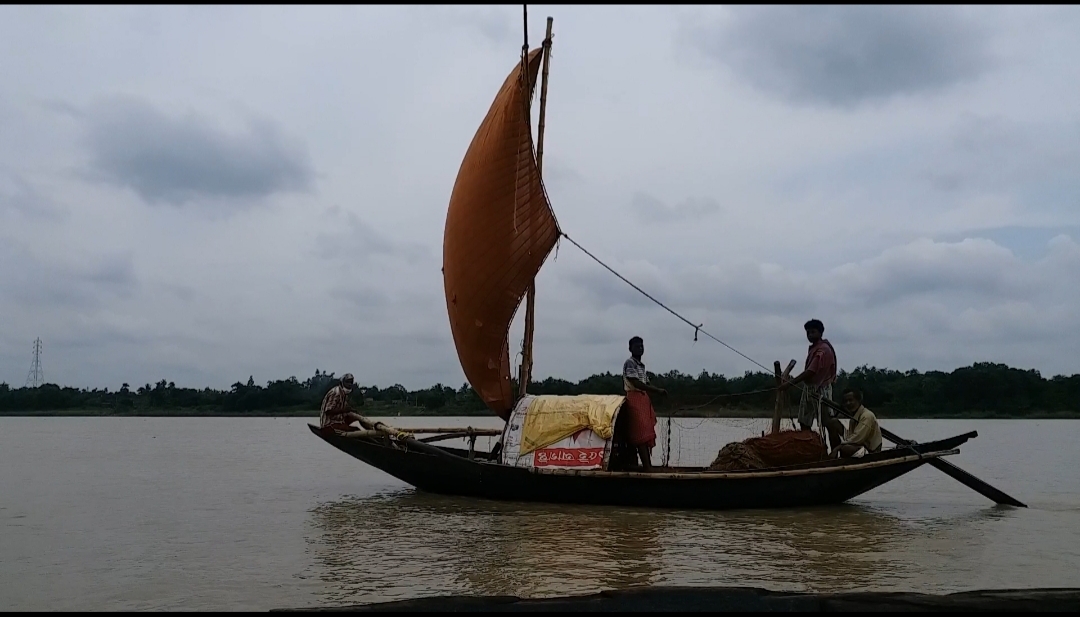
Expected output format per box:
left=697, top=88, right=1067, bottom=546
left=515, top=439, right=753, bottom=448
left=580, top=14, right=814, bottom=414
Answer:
left=657, top=416, right=779, bottom=467
left=707, top=429, right=828, bottom=471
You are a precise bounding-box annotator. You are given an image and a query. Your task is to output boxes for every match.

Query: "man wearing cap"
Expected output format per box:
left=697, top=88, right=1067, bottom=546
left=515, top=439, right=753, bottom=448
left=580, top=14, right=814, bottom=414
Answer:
left=781, top=319, right=840, bottom=447
left=319, top=373, right=367, bottom=432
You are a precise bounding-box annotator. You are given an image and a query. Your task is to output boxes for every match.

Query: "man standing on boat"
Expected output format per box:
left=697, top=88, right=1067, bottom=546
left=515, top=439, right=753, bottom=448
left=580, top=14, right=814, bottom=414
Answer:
left=781, top=319, right=840, bottom=446
left=319, top=373, right=367, bottom=432
left=621, top=336, right=667, bottom=472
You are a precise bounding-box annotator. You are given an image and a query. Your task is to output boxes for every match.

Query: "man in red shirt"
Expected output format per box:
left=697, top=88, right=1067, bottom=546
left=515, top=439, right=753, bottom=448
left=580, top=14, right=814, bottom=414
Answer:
left=781, top=319, right=842, bottom=448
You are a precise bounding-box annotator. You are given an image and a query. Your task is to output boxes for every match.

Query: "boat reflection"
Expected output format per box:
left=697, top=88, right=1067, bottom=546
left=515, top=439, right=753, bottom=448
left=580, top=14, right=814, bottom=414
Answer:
left=305, top=489, right=955, bottom=606
left=305, top=490, right=663, bottom=605
left=656, top=503, right=918, bottom=593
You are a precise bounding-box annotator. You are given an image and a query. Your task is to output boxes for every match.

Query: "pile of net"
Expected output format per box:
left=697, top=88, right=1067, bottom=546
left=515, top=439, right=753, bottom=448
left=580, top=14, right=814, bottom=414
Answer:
left=708, top=430, right=828, bottom=471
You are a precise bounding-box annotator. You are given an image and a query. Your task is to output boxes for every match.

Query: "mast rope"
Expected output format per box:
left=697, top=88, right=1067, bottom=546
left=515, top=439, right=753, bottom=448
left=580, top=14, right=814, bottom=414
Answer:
left=559, top=230, right=827, bottom=430
left=559, top=231, right=773, bottom=374
left=669, top=387, right=780, bottom=408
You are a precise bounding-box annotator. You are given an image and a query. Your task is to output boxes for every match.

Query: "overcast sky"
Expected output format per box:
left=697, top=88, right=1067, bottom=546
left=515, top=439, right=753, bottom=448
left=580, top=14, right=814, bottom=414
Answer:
left=2, top=5, right=1079, bottom=391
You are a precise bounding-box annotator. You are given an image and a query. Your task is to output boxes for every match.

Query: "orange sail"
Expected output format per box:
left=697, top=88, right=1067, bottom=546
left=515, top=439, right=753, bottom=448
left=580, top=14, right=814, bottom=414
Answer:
left=443, top=48, right=561, bottom=420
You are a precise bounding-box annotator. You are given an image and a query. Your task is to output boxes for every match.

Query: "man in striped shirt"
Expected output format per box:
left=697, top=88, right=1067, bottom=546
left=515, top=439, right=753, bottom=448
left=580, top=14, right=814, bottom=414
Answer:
left=620, top=336, right=667, bottom=472
left=319, top=373, right=366, bottom=432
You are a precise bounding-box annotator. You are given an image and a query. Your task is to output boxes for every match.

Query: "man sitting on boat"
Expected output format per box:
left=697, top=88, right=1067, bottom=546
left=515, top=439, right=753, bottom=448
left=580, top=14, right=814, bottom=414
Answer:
left=620, top=336, right=667, bottom=472
left=834, top=388, right=882, bottom=458
left=780, top=319, right=840, bottom=447
left=319, top=374, right=366, bottom=432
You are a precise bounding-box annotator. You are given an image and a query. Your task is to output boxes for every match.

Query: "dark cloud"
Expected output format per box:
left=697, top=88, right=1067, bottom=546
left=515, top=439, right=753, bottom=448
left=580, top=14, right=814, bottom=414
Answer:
left=466, top=8, right=517, bottom=45
left=922, top=116, right=1080, bottom=207
left=164, top=284, right=196, bottom=303
left=630, top=192, right=720, bottom=224
left=83, top=97, right=314, bottom=206
left=314, top=209, right=430, bottom=265
left=327, top=286, right=393, bottom=315
left=0, top=245, right=139, bottom=309
left=417, top=6, right=516, bottom=46
left=563, top=322, right=623, bottom=347
left=832, top=238, right=1036, bottom=307
left=560, top=237, right=1057, bottom=328
left=686, top=6, right=993, bottom=107
left=561, top=262, right=670, bottom=312
left=0, top=171, right=67, bottom=221
left=50, top=326, right=158, bottom=351
left=542, top=158, right=587, bottom=189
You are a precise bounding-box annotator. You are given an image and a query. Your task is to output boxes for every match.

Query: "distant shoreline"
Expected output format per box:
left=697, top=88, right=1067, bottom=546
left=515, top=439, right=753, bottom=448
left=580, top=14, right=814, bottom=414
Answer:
left=3, top=407, right=1078, bottom=420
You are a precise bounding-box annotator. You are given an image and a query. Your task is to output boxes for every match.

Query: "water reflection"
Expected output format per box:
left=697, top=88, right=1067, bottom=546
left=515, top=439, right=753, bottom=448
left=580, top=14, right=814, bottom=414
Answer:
left=653, top=504, right=919, bottom=593
left=306, top=489, right=961, bottom=606
left=306, top=491, right=665, bottom=605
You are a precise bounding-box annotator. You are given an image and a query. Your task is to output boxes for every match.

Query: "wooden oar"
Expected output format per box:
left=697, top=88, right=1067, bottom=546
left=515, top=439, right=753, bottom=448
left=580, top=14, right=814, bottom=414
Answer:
left=817, top=397, right=1026, bottom=507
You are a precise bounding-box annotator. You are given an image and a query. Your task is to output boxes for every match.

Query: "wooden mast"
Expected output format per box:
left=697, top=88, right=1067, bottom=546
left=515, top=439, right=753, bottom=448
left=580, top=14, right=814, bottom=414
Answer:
left=518, top=15, right=554, bottom=398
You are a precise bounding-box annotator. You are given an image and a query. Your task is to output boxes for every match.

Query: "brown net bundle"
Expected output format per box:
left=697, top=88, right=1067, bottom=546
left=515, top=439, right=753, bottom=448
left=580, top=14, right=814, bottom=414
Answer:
left=708, top=430, right=828, bottom=471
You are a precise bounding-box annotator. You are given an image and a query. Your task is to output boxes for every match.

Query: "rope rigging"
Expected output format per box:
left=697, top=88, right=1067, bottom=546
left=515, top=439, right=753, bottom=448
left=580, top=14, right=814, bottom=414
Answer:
left=559, top=229, right=829, bottom=434
left=559, top=231, right=930, bottom=452
left=560, top=231, right=780, bottom=377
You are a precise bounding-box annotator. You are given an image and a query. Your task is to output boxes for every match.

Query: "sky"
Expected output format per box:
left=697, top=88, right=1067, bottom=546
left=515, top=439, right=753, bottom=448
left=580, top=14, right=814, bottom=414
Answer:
left=1, top=5, right=1079, bottom=391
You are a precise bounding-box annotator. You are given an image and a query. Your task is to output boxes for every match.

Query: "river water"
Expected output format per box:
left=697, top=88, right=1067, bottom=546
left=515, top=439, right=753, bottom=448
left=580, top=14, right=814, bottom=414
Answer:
left=0, top=416, right=1077, bottom=610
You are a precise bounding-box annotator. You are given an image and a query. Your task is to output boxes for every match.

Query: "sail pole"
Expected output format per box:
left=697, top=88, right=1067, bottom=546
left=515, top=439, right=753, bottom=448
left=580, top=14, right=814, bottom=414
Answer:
left=518, top=15, right=554, bottom=399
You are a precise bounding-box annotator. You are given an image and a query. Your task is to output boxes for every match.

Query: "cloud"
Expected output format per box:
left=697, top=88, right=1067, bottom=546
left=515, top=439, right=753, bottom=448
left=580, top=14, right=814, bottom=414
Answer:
left=1, top=6, right=1078, bottom=389
left=539, top=234, right=1080, bottom=380
left=82, top=97, right=314, bottom=206
left=630, top=192, right=720, bottom=224
left=313, top=208, right=431, bottom=266
left=0, top=244, right=139, bottom=309
left=0, top=171, right=67, bottom=221
left=416, top=6, right=517, bottom=46
left=563, top=236, right=1078, bottom=337
left=922, top=116, right=1080, bottom=209
left=685, top=6, right=994, bottom=107
left=828, top=238, right=1037, bottom=306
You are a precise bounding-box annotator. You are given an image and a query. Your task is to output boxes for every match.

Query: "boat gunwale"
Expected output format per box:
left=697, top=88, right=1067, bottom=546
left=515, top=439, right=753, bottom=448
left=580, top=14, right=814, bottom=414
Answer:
left=309, top=424, right=959, bottom=481
left=519, top=449, right=957, bottom=480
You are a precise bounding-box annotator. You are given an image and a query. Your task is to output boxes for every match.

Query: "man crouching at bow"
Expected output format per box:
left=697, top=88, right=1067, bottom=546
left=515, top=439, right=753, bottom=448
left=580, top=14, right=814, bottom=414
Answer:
left=319, top=373, right=368, bottom=432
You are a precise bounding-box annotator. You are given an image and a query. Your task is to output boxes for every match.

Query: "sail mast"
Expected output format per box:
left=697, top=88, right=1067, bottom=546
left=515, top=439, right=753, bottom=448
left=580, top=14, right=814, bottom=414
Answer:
left=518, top=15, right=554, bottom=399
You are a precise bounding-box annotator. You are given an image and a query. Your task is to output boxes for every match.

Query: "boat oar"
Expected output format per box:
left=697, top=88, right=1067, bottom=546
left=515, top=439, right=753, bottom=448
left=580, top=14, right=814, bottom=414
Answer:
left=817, top=397, right=1026, bottom=507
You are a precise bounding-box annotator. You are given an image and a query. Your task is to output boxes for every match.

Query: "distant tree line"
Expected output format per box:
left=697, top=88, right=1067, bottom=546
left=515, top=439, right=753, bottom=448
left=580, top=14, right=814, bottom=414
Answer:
left=0, top=363, right=1077, bottom=417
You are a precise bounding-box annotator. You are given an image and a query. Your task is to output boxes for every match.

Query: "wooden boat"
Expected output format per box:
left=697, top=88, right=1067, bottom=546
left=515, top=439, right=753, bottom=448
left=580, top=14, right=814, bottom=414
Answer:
left=309, top=423, right=972, bottom=510
left=311, top=11, right=1024, bottom=510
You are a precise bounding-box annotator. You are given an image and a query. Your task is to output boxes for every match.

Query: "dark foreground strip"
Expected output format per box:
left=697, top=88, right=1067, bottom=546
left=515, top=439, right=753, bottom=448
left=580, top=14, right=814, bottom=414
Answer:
left=271, top=585, right=1080, bottom=612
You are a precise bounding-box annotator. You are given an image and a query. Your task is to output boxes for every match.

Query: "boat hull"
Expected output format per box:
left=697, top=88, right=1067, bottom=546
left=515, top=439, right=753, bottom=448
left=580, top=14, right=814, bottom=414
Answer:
left=309, top=425, right=970, bottom=511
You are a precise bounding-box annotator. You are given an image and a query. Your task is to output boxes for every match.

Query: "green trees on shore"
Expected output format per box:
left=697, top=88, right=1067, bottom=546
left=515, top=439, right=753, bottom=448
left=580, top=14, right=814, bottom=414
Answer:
left=0, top=362, right=1077, bottom=417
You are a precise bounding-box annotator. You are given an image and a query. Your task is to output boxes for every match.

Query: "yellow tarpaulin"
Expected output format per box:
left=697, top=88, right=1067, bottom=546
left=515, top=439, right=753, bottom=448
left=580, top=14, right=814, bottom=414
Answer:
left=519, top=394, right=626, bottom=456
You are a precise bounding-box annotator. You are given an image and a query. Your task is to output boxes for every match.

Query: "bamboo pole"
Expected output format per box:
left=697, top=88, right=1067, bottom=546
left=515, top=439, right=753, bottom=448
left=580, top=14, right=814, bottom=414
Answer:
left=518, top=16, right=554, bottom=399
left=771, top=361, right=782, bottom=434
left=420, top=433, right=491, bottom=444
left=771, top=360, right=797, bottom=433
left=392, top=427, right=502, bottom=436
left=345, top=414, right=475, bottom=461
